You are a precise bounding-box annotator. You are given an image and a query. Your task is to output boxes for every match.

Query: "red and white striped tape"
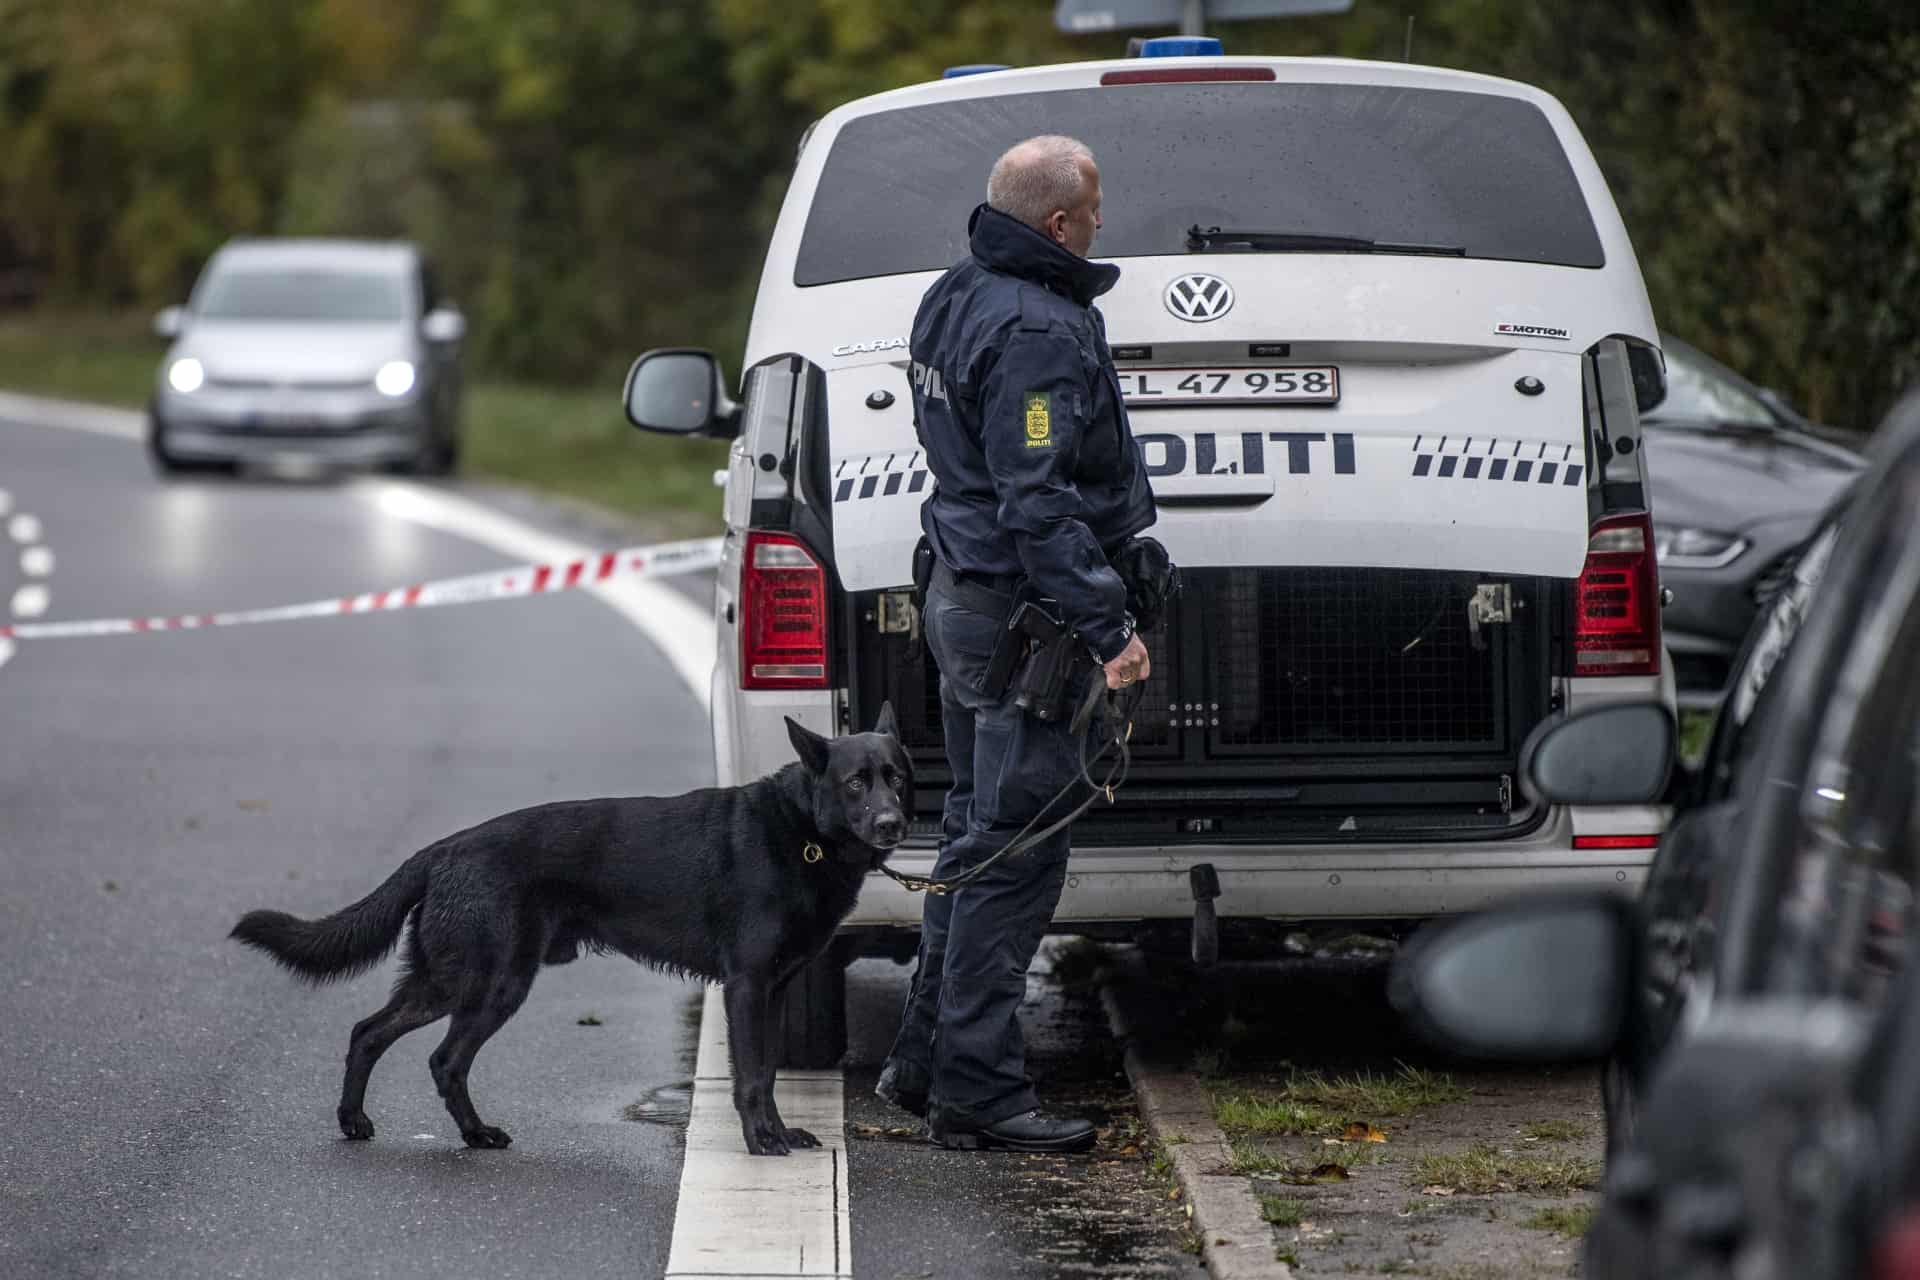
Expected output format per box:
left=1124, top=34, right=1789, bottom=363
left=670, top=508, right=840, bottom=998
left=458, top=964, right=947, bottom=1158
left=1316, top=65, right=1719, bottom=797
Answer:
left=0, top=536, right=723, bottom=641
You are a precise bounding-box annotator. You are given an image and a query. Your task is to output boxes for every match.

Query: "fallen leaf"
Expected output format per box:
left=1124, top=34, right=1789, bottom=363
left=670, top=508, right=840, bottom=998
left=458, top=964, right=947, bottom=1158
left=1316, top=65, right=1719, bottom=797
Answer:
left=1306, top=1163, right=1350, bottom=1182
left=576, top=1014, right=603, bottom=1026
left=1422, top=1185, right=1457, bottom=1197
left=1167, top=1186, right=1182, bottom=1200
left=1119, top=1144, right=1140, bottom=1157
left=236, top=799, right=270, bottom=813
left=1343, top=1122, right=1388, bottom=1143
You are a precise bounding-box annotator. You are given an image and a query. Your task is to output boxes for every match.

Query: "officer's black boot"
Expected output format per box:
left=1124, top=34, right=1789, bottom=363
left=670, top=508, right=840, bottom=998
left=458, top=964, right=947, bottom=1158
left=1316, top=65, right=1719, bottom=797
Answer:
left=931, top=1108, right=1096, bottom=1153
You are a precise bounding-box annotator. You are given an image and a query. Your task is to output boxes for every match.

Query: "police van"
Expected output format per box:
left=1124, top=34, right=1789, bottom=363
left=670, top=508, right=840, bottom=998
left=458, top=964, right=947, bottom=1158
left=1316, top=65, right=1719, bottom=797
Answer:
left=624, top=44, right=1675, bottom=1063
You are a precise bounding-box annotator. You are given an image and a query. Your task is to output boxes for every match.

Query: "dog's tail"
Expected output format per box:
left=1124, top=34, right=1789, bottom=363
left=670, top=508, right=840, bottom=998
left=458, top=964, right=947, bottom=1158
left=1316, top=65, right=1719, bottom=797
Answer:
left=230, top=849, right=432, bottom=984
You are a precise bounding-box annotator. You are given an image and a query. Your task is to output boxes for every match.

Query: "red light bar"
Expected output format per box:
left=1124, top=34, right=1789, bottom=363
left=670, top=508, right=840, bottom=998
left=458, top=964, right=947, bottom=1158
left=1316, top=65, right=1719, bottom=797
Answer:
left=1100, top=67, right=1277, bottom=85
left=1573, top=835, right=1661, bottom=850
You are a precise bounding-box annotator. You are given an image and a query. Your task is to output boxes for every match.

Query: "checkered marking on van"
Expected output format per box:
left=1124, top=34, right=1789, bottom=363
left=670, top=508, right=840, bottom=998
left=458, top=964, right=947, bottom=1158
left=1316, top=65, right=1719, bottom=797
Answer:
left=834, top=451, right=930, bottom=503
left=1410, top=437, right=1583, bottom=488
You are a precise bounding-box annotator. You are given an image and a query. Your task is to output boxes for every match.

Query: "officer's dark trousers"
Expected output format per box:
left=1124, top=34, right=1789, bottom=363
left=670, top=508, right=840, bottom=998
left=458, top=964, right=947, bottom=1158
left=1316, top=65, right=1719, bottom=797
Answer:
left=882, top=581, right=1090, bottom=1129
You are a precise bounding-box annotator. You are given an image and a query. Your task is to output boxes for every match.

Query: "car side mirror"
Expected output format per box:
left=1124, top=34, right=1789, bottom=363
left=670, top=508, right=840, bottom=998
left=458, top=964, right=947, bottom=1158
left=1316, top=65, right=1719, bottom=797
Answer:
left=1390, top=892, right=1636, bottom=1061
left=1518, top=702, right=1674, bottom=806
left=422, top=308, right=466, bottom=344
left=154, top=306, right=186, bottom=340
left=623, top=348, right=740, bottom=438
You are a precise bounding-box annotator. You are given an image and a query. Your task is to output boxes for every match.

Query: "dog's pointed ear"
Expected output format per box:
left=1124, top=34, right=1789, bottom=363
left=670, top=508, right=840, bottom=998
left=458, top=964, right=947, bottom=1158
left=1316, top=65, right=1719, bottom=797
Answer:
left=873, top=700, right=899, bottom=740
left=785, top=716, right=832, bottom=775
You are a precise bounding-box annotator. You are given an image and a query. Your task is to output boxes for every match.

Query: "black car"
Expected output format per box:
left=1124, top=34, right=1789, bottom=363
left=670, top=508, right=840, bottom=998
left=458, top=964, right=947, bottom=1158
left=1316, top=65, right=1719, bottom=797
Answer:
left=1644, top=334, right=1863, bottom=706
left=1388, top=385, right=1920, bottom=1279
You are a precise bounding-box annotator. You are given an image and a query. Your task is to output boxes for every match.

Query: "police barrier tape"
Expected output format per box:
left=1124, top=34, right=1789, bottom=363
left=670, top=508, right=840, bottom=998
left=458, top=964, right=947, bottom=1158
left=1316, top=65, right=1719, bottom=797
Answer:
left=0, top=537, right=724, bottom=641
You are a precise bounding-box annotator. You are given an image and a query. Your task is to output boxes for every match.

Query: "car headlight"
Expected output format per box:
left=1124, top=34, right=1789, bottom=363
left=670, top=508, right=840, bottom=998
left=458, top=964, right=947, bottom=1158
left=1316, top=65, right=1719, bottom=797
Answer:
left=1655, top=527, right=1749, bottom=570
left=374, top=361, right=416, bottom=398
left=167, top=358, right=205, bottom=394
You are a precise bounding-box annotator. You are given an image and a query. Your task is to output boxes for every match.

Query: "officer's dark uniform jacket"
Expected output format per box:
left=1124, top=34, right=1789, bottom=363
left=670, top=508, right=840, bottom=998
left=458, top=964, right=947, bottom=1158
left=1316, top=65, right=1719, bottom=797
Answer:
left=910, top=203, right=1157, bottom=662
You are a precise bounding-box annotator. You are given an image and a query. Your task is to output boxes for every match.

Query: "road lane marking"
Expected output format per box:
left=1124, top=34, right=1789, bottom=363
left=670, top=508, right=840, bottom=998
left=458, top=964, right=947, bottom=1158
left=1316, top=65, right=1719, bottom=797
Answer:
left=8, top=513, right=42, bottom=544
left=20, top=546, right=52, bottom=577
left=666, top=985, right=851, bottom=1278
left=12, top=584, right=50, bottom=617
left=0, top=391, right=143, bottom=440
left=0, top=489, right=11, bottom=516
left=355, top=479, right=715, bottom=710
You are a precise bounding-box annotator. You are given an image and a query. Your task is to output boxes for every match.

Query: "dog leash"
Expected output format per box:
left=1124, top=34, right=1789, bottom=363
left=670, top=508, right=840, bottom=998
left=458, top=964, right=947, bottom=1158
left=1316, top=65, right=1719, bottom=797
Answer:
left=874, top=681, right=1141, bottom=896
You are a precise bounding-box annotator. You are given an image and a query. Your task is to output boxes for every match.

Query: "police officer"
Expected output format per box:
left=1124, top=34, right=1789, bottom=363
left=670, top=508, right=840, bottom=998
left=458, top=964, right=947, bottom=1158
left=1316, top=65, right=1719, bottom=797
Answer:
left=876, top=135, right=1156, bottom=1152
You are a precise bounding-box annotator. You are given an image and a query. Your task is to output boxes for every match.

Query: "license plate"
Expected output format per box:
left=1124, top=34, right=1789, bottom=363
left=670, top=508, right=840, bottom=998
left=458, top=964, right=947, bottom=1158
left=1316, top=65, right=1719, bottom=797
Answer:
left=1118, top=366, right=1340, bottom=407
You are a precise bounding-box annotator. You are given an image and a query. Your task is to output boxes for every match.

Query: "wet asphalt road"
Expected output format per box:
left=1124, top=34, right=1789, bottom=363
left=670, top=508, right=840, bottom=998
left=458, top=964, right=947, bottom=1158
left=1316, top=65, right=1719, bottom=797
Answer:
left=0, top=417, right=712, bottom=1277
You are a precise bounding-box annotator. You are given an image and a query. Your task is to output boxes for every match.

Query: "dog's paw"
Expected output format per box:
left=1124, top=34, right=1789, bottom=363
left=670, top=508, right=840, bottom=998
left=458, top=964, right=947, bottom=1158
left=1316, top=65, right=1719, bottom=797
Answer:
left=461, top=1125, right=513, bottom=1150
left=743, top=1125, right=791, bottom=1157
left=338, top=1109, right=375, bottom=1141
left=782, top=1126, right=820, bottom=1149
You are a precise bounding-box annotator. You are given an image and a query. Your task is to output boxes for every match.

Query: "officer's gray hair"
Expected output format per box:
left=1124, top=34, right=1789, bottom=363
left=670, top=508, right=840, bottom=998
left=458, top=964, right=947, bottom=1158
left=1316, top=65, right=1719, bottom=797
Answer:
left=986, top=135, right=1096, bottom=232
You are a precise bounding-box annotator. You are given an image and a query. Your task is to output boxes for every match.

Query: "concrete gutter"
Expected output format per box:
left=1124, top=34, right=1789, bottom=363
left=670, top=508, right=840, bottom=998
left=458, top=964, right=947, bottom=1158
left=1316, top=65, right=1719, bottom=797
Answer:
left=1101, top=971, right=1292, bottom=1280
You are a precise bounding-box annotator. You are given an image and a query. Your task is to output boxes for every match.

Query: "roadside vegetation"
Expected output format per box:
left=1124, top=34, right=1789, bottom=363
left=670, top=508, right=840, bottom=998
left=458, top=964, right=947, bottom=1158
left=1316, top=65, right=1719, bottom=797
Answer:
left=1414, top=1144, right=1601, bottom=1197
left=1213, top=1064, right=1468, bottom=1138
left=0, top=311, right=726, bottom=535
left=1525, top=1204, right=1596, bottom=1238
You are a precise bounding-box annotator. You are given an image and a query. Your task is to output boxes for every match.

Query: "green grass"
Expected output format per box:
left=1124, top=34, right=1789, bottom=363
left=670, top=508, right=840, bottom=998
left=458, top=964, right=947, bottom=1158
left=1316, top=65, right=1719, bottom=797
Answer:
left=1287, top=1065, right=1467, bottom=1116
left=1413, top=1144, right=1601, bottom=1196
left=1521, top=1119, right=1587, bottom=1144
left=1215, top=1095, right=1342, bottom=1137
left=1230, top=1140, right=1391, bottom=1178
left=0, top=309, right=727, bottom=535
left=1215, top=1065, right=1467, bottom=1141
left=1524, top=1205, right=1595, bottom=1238
left=1260, top=1195, right=1308, bottom=1228
left=1679, top=707, right=1716, bottom=764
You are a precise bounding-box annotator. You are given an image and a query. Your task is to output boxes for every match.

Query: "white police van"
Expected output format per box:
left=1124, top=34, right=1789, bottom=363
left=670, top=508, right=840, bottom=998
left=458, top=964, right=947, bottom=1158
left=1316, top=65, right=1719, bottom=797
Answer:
left=625, top=42, right=1675, bottom=1063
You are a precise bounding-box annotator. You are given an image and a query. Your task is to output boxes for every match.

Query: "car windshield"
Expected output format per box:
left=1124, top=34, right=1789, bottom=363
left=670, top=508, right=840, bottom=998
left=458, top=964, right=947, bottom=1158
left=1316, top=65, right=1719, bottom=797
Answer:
left=796, top=82, right=1605, bottom=285
left=1645, top=343, right=1775, bottom=427
left=194, top=266, right=410, bottom=323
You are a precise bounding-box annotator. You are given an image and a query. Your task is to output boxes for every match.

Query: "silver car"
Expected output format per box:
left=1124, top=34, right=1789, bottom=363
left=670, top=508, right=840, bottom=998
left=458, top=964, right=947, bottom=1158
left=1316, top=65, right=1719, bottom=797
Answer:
left=148, top=239, right=465, bottom=475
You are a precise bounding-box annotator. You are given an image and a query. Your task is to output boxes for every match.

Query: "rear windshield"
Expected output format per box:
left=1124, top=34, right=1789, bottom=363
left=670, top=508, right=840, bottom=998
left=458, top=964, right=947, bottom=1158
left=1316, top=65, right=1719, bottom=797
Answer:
left=796, top=81, right=1605, bottom=285
left=195, top=266, right=411, bottom=323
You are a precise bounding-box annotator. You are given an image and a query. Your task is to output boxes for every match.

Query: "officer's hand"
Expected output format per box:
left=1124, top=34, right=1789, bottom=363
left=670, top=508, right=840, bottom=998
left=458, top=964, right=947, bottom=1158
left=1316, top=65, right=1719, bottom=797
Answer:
left=1104, top=635, right=1151, bottom=690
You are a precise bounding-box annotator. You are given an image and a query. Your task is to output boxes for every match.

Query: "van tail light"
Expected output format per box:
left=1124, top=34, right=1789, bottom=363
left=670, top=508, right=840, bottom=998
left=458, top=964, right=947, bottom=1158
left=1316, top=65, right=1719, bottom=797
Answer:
left=1575, top=512, right=1662, bottom=677
left=741, top=531, right=828, bottom=690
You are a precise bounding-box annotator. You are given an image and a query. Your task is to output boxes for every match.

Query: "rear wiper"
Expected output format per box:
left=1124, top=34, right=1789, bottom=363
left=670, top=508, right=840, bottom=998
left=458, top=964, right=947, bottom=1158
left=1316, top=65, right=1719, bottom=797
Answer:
left=1186, top=225, right=1465, bottom=257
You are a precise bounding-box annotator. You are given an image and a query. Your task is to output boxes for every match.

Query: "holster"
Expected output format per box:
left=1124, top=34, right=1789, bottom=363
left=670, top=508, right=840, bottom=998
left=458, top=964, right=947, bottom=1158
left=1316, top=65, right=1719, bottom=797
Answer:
left=1008, top=600, right=1091, bottom=722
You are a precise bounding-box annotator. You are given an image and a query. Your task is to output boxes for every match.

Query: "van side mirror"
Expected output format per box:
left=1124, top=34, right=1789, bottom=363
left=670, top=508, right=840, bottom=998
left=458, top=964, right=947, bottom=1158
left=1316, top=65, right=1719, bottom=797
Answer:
left=1390, top=893, right=1636, bottom=1062
left=623, top=348, right=740, bottom=438
left=1518, top=702, right=1674, bottom=807
left=154, top=306, right=185, bottom=340
left=422, top=308, right=466, bottom=344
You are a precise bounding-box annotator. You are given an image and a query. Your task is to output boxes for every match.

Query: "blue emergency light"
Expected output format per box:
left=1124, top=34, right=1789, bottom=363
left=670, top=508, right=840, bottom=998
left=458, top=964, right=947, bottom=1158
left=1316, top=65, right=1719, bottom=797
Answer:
left=943, top=64, right=1011, bottom=78
left=1137, top=36, right=1225, bottom=56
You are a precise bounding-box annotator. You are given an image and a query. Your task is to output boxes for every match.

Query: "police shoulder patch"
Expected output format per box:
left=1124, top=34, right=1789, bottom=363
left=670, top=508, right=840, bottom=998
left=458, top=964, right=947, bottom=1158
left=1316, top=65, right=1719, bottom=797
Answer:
left=1023, top=392, right=1052, bottom=448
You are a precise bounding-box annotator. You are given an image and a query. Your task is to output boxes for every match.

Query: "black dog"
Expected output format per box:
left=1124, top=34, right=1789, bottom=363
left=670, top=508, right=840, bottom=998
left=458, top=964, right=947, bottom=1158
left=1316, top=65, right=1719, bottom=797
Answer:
left=232, top=706, right=910, bottom=1156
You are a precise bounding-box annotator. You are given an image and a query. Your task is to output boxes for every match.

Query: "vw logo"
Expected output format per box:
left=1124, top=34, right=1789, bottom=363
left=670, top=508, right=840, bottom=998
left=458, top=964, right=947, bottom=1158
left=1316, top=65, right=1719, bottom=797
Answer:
left=1165, top=273, right=1234, bottom=323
